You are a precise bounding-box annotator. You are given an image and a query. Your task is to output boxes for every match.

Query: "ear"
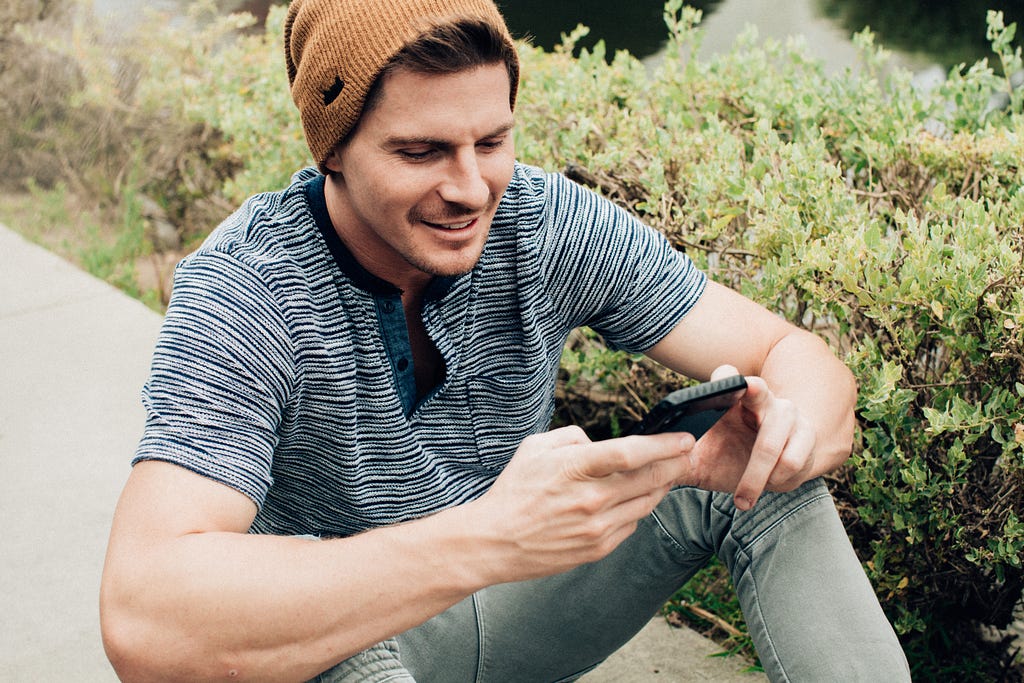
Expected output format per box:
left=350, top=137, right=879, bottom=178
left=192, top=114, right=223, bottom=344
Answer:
left=323, top=147, right=344, bottom=174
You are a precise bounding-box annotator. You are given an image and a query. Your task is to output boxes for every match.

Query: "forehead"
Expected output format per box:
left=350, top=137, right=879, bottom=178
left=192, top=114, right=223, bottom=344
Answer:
left=355, top=64, right=514, bottom=142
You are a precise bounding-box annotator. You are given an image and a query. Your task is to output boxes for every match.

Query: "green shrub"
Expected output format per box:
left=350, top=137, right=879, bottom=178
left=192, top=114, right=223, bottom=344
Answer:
left=174, top=4, right=311, bottom=204
left=515, top=3, right=1023, bottom=678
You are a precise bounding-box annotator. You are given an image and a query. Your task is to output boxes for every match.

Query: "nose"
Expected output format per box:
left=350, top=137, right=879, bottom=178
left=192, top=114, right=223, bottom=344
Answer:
left=437, top=148, right=490, bottom=210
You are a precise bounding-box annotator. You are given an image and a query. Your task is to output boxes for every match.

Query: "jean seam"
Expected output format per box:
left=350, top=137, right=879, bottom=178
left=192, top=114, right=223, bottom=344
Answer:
left=649, top=509, right=689, bottom=554
left=472, top=592, right=486, bottom=682
left=742, top=491, right=831, bottom=554
left=738, top=490, right=833, bottom=683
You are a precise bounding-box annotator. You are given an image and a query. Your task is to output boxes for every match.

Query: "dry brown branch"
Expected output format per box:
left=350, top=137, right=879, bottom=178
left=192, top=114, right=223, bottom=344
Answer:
left=668, top=603, right=746, bottom=640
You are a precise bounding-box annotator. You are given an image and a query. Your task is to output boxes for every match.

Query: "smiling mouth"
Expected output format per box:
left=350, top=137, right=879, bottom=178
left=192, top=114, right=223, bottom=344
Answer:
left=423, top=218, right=476, bottom=230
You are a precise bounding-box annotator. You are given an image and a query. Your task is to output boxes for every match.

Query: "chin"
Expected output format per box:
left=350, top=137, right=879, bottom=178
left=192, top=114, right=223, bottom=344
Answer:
left=415, top=244, right=488, bottom=278
left=424, top=259, right=480, bottom=278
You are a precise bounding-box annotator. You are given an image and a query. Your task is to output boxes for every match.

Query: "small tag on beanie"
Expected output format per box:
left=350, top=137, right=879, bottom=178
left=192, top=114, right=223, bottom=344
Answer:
left=322, top=75, right=346, bottom=106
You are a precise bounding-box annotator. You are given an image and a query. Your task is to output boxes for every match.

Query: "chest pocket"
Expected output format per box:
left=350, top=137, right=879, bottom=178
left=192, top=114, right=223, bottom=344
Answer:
left=467, top=365, right=556, bottom=469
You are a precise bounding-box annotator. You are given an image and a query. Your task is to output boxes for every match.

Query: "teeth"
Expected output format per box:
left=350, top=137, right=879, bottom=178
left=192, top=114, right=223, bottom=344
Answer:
left=432, top=220, right=473, bottom=230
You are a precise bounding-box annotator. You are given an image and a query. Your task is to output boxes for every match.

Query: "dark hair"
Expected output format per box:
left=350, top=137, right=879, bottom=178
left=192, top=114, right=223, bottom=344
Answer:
left=359, top=18, right=519, bottom=121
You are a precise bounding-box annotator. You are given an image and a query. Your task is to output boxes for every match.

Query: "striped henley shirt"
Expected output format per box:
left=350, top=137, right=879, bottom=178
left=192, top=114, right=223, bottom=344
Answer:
left=134, top=162, right=706, bottom=537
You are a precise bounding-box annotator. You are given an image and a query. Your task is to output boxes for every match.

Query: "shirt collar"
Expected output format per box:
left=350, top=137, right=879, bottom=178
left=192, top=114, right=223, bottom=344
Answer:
left=304, top=173, right=460, bottom=300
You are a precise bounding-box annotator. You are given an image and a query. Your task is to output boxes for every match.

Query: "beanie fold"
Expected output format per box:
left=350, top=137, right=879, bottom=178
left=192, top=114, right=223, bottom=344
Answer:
left=285, top=0, right=518, bottom=169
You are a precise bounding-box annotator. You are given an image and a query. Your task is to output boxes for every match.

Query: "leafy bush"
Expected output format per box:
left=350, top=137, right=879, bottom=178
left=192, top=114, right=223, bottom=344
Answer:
left=516, top=3, right=1023, bottom=678
left=1, top=0, right=81, bottom=189
left=1, top=2, right=276, bottom=308
left=6, top=0, right=1023, bottom=678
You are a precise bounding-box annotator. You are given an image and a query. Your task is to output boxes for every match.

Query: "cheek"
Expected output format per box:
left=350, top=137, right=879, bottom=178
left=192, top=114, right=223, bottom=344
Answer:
left=356, top=167, right=424, bottom=213
left=484, top=155, right=516, bottom=197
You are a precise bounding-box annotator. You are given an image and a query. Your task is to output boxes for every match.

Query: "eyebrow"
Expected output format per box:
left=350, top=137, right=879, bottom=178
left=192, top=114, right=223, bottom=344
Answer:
left=383, top=120, right=515, bottom=149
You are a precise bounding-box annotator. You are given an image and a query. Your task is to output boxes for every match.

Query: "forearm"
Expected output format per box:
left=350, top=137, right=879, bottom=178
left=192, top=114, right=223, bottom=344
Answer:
left=101, top=503, right=494, bottom=683
left=760, top=328, right=857, bottom=475
left=103, top=428, right=696, bottom=681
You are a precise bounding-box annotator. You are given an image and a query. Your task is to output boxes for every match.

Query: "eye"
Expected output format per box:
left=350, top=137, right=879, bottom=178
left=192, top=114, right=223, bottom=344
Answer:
left=397, top=148, right=436, bottom=161
left=476, top=137, right=506, bottom=152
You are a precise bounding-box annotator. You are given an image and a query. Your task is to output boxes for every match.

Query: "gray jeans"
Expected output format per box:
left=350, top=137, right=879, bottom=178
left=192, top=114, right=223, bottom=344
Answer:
left=314, top=478, right=910, bottom=682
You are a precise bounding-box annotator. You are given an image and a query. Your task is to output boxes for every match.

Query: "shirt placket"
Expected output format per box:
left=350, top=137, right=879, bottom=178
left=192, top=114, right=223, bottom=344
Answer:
left=374, top=293, right=417, bottom=416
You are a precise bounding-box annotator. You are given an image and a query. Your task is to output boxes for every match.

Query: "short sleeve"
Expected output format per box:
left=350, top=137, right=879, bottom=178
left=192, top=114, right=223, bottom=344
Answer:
left=539, top=172, right=707, bottom=352
left=133, top=251, right=296, bottom=508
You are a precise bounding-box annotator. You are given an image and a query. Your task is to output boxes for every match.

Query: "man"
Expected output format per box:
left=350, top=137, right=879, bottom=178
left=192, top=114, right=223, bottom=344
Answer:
left=100, top=1, right=910, bottom=681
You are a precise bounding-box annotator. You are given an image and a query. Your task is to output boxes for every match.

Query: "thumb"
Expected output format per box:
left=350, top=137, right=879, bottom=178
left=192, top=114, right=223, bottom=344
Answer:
left=710, top=364, right=740, bottom=381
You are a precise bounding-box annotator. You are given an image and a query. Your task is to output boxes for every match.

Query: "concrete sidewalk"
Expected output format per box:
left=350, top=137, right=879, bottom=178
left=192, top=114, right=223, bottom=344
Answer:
left=0, top=223, right=763, bottom=681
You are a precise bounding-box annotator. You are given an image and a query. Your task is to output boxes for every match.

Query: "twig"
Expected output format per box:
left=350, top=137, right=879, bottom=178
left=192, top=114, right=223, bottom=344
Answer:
left=673, top=237, right=758, bottom=258
left=672, top=602, right=746, bottom=639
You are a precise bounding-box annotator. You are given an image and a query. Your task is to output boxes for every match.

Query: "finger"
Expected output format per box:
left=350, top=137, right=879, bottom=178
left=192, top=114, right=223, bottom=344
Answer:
left=607, top=484, right=673, bottom=528
left=525, top=425, right=592, bottom=451
left=765, top=416, right=817, bottom=490
left=600, top=450, right=693, bottom=503
left=733, top=398, right=797, bottom=510
left=710, top=364, right=740, bottom=382
left=572, top=433, right=693, bottom=480
left=735, top=375, right=772, bottom=428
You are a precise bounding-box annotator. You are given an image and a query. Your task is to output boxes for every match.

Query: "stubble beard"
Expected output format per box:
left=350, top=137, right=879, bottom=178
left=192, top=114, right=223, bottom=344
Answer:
left=403, top=202, right=494, bottom=278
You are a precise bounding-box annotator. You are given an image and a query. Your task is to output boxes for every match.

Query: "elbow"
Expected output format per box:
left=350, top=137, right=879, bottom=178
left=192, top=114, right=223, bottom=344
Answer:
left=100, top=592, right=173, bottom=683
left=101, top=615, right=149, bottom=683
left=101, top=597, right=159, bottom=683
left=100, top=593, right=244, bottom=683
left=829, top=364, right=858, bottom=468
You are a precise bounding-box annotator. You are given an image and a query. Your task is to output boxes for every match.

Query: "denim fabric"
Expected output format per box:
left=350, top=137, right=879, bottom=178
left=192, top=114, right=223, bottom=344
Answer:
left=313, top=639, right=413, bottom=683
left=315, top=479, right=910, bottom=682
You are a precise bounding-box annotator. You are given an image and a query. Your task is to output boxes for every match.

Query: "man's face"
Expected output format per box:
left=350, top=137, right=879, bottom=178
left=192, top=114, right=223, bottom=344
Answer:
left=323, top=63, right=516, bottom=291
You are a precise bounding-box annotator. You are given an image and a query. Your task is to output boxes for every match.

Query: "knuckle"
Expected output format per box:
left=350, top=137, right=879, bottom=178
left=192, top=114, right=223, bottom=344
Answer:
left=646, top=461, right=674, bottom=490
left=563, top=425, right=588, bottom=440
left=607, top=447, right=633, bottom=471
left=774, top=397, right=796, bottom=413
left=757, top=435, right=789, bottom=460
left=575, top=488, right=606, bottom=515
left=766, top=465, right=799, bottom=490
left=559, top=425, right=592, bottom=445
left=580, top=516, right=610, bottom=542
left=774, top=452, right=802, bottom=477
left=518, top=432, right=543, bottom=452
left=562, top=458, right=588, bottom=482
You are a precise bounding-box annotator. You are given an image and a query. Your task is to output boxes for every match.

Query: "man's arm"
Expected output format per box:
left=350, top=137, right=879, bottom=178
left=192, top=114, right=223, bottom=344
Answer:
left=100, top=460, right=488, bottom=682
left=101, top=428, right=696, bottom=682
left=645, top=280, right=857, bottom=509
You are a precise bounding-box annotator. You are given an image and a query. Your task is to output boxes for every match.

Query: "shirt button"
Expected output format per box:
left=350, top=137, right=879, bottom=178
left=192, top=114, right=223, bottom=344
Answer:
left=397, top=358, right=409, bottom=372
left=382, top=301, right=395, bottom=313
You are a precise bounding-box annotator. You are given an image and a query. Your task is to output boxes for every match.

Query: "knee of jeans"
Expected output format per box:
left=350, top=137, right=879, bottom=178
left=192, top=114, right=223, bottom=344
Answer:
left=729, top=478, right=832, bottom=545
left=654, top=479, right=834, bottom=561
left=313, top=639, right=413, bottom=683
left=651, top=486, right=720, bottom=558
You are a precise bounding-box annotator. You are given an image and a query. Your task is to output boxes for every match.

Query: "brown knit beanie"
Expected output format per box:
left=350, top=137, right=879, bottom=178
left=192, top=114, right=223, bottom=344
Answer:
left=285, top=0, right=519, bottom=169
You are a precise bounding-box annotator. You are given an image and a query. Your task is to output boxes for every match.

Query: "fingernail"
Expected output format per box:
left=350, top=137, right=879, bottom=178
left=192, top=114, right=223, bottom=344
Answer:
left=734, top=496, right=751, bottom=511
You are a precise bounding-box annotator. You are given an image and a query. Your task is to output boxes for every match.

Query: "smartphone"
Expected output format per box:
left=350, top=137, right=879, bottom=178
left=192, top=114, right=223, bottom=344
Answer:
left=627, top=375, right=747, bottom=439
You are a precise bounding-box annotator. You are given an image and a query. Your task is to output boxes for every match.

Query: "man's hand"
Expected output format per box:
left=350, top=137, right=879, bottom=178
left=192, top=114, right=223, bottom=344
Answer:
left=644, top=281, right=857, bottom=511
left=467, top=425, right=696, bottom=582
left=683, top=365, right=818, bottom=511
